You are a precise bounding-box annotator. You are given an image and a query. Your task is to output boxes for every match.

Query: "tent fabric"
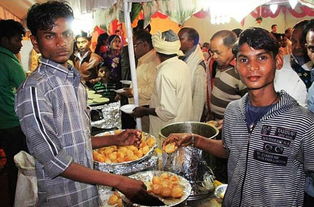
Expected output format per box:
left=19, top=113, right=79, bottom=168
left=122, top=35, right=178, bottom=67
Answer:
left=0, top=6, right=20, bottom=22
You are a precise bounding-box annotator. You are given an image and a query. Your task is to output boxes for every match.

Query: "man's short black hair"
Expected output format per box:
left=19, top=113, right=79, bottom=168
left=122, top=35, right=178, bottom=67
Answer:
left=75, top=31, right=91, bottom=41
left=27, top=1, right=74, bottom=36
left=0, top=19, right=25, bottom=39
left=179, top=27, right=200, bottom=45
left=302, top=19, right=314, bottom=44
left=232, top=27, right=280, bottom=57
left=271, top=24, right=277, bottom=29
left=133, top=29, right=153, bottom=48
left=293, top=20, right=309, bottom=30
left=211, top=30, right=237, bottom=48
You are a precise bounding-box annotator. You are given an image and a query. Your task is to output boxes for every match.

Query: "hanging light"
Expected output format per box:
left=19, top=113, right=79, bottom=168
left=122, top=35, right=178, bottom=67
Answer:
left=270, top=4, right=278, bottom=14
left=288, top=0, right=298, bottom=9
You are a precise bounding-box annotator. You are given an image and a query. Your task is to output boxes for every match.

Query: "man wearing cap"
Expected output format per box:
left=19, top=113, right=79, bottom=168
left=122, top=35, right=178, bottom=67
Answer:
left=132, top=30, right=192, bottom=139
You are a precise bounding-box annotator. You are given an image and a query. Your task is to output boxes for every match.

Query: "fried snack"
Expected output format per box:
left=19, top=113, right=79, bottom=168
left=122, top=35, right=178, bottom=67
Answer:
left=107, top=192, right=123, bottom=207
left=93, top=133, right=156, bottom=163
left=163, top=142, right=177, bottom=154
left=149, top=173, right=184, bottom=199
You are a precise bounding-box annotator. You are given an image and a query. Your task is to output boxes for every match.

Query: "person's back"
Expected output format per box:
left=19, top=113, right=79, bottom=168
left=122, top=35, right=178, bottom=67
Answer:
left=0, top=19, right=28, bottom=206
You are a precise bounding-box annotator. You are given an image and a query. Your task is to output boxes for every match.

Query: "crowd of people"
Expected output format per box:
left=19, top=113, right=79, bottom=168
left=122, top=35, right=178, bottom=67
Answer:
left=1, top=0, right=314, bottom=206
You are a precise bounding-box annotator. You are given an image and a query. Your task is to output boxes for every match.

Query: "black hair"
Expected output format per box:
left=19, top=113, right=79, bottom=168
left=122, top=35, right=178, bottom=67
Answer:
left=108, top=35, right=120, bottom=47
left=302, top=19, right=314, bottom=45
left=211, top=30, right=237, bottom=48
left=179, top=27, right=200, bottom=45
left=232, top=27, right=280, bottom=57
left=0, top=19, right=25, bottom=38
left=133, top=29, right=153, bottom=48
left=95, top=32, right=109, bottom=55
left=75, top=31, right=91, bottom=41
left=27, top=1, right=74, bottom=36
left=293, top=20, right=309, bottom=30
left=271, top=24, right=277, bottom=29
left=232, top=28, right=243, bottom=38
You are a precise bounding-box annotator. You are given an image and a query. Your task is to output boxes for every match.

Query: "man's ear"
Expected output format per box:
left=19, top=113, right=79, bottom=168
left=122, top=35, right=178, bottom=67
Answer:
left=30, top=35, right=40, bottom=53
left=275, top=52, right=283, bottom=70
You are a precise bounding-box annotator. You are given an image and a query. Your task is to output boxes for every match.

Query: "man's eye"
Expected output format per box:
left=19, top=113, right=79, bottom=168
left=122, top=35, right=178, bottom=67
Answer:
left=239, top=58, right=248, bottom=63
left=64, top=32, right=73, bottom=38
left=258, top=55, right=268, bottom=61
left=45, top=34, right=54, bottom=39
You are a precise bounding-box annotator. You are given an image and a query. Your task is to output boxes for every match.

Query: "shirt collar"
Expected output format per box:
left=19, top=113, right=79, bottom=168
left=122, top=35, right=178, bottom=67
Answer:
left=39, top=57, right=80, bottom=82
left=183, top=45, right=197, bottom=61
left=156, top=56, right=178, bottom=70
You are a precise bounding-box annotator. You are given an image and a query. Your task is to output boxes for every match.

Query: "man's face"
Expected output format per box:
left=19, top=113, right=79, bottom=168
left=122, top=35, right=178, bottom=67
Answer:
left=133, top=37, right=147, bottom=59
left=271, top=25, right=278, bottom=33
left=306, top=30, right=314, bottom=63
left=31, top=17, right=74, bottom=66
left=236, top=43, right=280, bottom=91
left=210, top=37, right=234, bottom=67
left=3, top=34, right=23, bottom=54
left=291, top=28, right=306, bottom=57
left=76, top=37, right=90, bottom=53
left=178, top=30, right=193, bottom=54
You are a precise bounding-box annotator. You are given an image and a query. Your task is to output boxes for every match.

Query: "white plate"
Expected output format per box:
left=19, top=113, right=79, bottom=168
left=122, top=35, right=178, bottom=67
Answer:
left=120, top=80, right=132, bottom=85
left=120, top=104, right=137, bottom=114
left=114, top=88, right=126, bottom=93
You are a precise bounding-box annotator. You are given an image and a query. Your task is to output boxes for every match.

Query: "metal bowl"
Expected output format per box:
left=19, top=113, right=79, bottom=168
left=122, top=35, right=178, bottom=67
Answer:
left=159, top=121, right=219, bottom=139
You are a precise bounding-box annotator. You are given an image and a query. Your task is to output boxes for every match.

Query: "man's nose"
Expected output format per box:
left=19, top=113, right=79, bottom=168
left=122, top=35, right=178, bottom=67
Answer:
left=56, top=36, right=66, bottom=47
left=248, top=61, right=259, bottom=71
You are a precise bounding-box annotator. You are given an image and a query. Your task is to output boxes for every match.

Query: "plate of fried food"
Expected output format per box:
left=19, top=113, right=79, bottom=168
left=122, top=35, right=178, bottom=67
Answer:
left=121, top=171, right=191, bottom=207
left=93, top=130, right=157, bottom=165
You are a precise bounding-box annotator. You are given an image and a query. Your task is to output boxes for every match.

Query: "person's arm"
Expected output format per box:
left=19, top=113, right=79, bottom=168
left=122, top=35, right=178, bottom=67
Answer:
left=163, top=133, right=228, bottom=158
left=61, top=162, right=151, bottom=202
left=91, top=129, right=141, bottom=149
left=132, top=106, right=157, bottom=118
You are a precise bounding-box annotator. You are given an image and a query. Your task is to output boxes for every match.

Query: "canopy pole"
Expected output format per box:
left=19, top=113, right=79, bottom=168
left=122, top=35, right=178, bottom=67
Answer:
left=123, top=0, right=142, bottom=130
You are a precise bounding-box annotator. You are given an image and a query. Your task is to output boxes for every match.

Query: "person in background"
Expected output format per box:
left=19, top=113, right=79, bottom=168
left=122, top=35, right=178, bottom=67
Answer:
left=289, top=20, right=313, bottom=89
left=102, top=35, right=122, bottom=87
left=270, top=24, right=281, bottom=39
left=0, top=19, right=28, bottom=207
left=163, top=27, right=314, bottom=207
left=72, top=31, right=103, bottom=88
left=132, top=30, right=192, bottom=139
left=303, top=19, right=314, bottom=207
left=119, top=29, right=160, bottom=132
left=209, top=30, right=247, bottom=120
left=15, top=1, right=160, bottom=206
left=178, top=27, right=206, bottom=121
left=94, top=32, right=109, bottom=58
left=284, top=27, right=293, bottom=54
left=232, top=28, right=242, bottom=38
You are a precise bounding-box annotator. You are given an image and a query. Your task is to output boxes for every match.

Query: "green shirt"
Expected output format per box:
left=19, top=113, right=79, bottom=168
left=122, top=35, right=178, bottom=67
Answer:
left=0, top=46, right=25, bottom=129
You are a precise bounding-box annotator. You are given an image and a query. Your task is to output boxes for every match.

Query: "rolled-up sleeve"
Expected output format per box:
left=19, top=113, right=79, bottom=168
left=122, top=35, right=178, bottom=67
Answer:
left=155, top=73, right=177, bottom=121
left=15, top=85, right=72, bottom=178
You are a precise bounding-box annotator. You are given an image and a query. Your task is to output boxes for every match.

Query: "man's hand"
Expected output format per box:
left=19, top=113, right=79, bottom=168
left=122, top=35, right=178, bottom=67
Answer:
left=162, top=133, right=195, bottom=149
left=119, top=88, right=133, bottom=98
left=132, top=106, right=148, bottom=118
left=116, top=176, right=164, bottom=205
left=113, top=129, right=141, bottom=146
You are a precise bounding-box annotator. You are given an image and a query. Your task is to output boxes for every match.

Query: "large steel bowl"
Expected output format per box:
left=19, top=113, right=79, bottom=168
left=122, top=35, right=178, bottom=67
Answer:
left=159, top=121, right=219, bottom=200
left=159, top=121, right=219, bottom=139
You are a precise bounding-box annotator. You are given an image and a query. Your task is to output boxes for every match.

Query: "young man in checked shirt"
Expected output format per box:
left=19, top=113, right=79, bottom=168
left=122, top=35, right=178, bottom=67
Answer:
left=163, top=28, right=314, bottom=206
left=15, top=1, right=157, bottom=206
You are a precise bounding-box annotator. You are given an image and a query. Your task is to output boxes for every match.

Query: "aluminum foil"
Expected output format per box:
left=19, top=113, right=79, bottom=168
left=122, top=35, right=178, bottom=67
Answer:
left=122, top=170, right=192, bottom=207
left=90, top=101, right=121, bottom=129
left=95, top=155, right=158, bottom=175
left=161, top=147, right=215, bottom=198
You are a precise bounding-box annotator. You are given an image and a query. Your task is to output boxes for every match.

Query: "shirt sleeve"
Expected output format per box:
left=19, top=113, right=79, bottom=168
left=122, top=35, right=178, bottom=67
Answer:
left=307, top=83, right=314, bottom=112
left=15, top=84, right=73, bottom=178
left=302, top=122, right=314, bottom=172
left=155, top=73, right=177, bottom=121
left=191, top=65, right=206, bottom=121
